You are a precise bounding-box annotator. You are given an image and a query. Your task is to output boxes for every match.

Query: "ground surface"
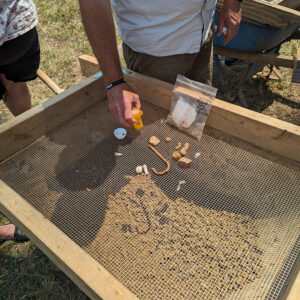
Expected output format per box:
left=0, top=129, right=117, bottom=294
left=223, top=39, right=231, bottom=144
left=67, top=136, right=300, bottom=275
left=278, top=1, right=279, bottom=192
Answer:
left=0, top=0, right=299, bottom=298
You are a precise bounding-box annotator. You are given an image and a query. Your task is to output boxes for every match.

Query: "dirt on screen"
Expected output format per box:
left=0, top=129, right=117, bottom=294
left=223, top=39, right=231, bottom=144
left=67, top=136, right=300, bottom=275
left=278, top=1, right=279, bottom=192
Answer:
left=86, top=174, right=263, bottom=299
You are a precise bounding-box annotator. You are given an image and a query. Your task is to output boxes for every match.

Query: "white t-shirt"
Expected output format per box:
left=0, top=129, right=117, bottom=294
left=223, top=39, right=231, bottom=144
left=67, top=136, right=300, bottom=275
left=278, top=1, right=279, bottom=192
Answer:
left=111, top=0, right=217, bottom=57
left=0, top=0, right=38, bottom=46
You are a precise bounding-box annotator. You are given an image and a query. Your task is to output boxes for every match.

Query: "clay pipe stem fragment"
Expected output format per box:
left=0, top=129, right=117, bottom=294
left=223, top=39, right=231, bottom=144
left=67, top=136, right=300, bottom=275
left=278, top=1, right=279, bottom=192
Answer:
left=148, top=144, right=171, bottom=175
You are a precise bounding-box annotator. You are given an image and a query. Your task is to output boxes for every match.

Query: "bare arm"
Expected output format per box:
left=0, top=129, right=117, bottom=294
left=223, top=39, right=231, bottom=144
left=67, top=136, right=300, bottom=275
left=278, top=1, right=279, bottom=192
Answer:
left=78, top=0, right=141, bottom=127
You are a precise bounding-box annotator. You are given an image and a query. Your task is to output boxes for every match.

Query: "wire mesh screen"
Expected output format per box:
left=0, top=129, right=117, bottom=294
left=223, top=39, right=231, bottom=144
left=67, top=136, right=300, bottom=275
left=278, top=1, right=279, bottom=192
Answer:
left=0, top=100, right=299, bottom=300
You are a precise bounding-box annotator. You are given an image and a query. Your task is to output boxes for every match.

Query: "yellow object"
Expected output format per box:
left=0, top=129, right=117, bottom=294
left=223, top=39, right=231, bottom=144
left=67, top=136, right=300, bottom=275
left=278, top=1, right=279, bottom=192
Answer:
left=131, top=107, right=144, bottom=130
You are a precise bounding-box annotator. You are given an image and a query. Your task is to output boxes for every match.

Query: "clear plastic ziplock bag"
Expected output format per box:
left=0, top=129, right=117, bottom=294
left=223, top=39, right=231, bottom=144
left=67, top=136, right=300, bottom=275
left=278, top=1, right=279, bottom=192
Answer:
left=167, top=75, right=217, bottom=140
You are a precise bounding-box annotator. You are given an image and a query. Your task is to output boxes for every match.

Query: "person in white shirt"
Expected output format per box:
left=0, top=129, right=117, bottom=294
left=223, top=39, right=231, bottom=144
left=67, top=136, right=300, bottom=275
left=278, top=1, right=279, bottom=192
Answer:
left=79, top=0, right=241, bottom=127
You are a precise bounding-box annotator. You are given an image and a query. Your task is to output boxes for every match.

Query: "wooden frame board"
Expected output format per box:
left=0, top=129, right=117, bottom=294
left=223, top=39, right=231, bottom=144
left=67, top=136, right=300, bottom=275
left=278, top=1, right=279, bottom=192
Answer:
left=0, top=55, right=299, bottom=299
left=0, top=181, right=138, bottom=300
left=214, top=46, right=297, bottom=69
left=277, top=0, right=300, bottom=11
left=0, top=75, right=106, bottom=162
left=78, top=55, right=300, bottom=163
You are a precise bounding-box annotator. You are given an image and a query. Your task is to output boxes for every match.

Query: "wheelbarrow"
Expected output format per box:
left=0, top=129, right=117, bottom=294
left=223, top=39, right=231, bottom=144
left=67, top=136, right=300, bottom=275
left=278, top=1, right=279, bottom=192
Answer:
left=213, top=0, right=300, bottom=106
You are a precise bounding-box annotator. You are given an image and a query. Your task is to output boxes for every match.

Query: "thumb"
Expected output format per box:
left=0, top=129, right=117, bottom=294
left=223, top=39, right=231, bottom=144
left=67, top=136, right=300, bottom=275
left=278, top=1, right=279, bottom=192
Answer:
left=124, top=102, right=136, bottom=125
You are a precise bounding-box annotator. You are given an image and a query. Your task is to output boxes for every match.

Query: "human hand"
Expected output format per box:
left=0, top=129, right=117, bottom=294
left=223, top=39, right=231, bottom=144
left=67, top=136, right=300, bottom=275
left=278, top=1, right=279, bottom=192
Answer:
left=217, top=0, right=242, bottom=45
left=107, top=83, right=141, bottom=127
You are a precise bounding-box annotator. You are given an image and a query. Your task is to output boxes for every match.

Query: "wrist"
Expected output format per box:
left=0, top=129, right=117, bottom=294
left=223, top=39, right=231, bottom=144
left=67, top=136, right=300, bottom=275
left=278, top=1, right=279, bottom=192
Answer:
left=106, top=78, right=127, bottom=90
left=223, top=0, right=242, bottom=5
left=101, top=66, right=123, bottom=86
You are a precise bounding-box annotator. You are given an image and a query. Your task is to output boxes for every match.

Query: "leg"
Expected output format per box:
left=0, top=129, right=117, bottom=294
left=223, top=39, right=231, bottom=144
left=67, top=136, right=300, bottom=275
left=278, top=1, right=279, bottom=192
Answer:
left=0, top=74, right=31, bottom=116
left=123, top=43, right=197, bottom=84
left=185, top=26, right=214, bottom=85
left=0, top=224, right=15, bottom=240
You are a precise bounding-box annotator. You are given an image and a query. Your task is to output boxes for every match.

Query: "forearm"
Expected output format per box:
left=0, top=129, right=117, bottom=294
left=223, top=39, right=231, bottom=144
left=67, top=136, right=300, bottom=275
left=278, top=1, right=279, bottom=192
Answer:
left=222, top=0, right=241, bottom=11
left=79, top=0, right=122, bottom=85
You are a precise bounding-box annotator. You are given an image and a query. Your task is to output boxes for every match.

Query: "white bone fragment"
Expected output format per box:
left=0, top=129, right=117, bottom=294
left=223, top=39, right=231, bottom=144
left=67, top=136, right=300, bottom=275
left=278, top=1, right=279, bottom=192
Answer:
left=194, top=152, right=201, bottom=158
left=176, top=180, right=186, bottom=192
left=136, top=166, right=143, bottom=174
left=142, top=164, right=149, bottom=175
left=114, top=152, right=123, bottom=157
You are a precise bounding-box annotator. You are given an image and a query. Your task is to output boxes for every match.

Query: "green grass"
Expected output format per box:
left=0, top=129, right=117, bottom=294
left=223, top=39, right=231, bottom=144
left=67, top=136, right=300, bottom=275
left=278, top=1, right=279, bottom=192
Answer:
left=0, top=242, right=87, bottom=299
left=0, top=216, right=87, bottom=299
left=0, top=0, right=299, bottom=298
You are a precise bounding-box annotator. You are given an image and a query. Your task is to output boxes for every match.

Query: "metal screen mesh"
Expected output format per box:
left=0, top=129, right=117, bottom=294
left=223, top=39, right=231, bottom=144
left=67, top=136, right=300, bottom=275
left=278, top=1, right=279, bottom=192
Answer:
left=0, top=101, right=299, bottom=299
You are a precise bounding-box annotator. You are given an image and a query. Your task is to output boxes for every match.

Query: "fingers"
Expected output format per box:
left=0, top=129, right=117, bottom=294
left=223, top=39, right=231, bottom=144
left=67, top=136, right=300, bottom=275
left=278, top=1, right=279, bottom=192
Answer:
left=223, top=26, right=235, bottom=45
left=107, top=84, right=141, bottom=127
left=218, top=2, right=241, bottom=44
left=118, top=105, right=134, bottom=127
left=112, top=101, right=133, bottom=127
left=132, top=94, right=141, bottom=109
left=108, top=97, right=128, bottom=127
left=124, top=106, right=136, bottom=126
left=223, top=22, right=239, bottom=45
left=217, top=8, right=225, bottom=37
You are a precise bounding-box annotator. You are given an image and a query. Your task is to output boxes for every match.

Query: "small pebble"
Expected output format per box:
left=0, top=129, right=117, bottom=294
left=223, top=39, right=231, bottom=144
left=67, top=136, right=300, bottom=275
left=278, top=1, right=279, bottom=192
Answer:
left=86, top=187, right=91, bottom=192
left=178, top=157, right=192, bottom=168
left=172, top=151, right=181, bottom=161
left=136, top=166, right=143, bottom=174
left=149, top=136, right=160, bottom=146
left=175, top=142, right=181, bottom=150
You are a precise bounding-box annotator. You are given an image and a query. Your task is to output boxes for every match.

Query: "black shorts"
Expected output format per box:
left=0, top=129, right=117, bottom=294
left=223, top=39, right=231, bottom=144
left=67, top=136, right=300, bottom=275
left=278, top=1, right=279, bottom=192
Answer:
left=0, top=28, right=40, bottom=101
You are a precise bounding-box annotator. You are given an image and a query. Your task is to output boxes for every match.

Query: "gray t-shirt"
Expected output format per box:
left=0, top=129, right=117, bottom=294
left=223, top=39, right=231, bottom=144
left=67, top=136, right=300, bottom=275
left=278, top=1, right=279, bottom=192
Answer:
left=0, top=0, right=38, bottom=45
left=111, top=0, right=217, bottom=57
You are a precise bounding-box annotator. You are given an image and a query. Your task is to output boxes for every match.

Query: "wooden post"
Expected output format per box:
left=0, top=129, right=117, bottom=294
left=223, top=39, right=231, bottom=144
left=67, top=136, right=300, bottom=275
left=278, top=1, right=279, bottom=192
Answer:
left=37, top=69, right=64, bottom=94
left=292, top=47, right=300, bottom=83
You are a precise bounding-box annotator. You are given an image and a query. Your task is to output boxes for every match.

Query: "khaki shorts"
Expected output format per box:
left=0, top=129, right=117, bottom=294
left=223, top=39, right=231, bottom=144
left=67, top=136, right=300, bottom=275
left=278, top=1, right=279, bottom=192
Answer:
left=123, top=28, right=213, bottom=85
